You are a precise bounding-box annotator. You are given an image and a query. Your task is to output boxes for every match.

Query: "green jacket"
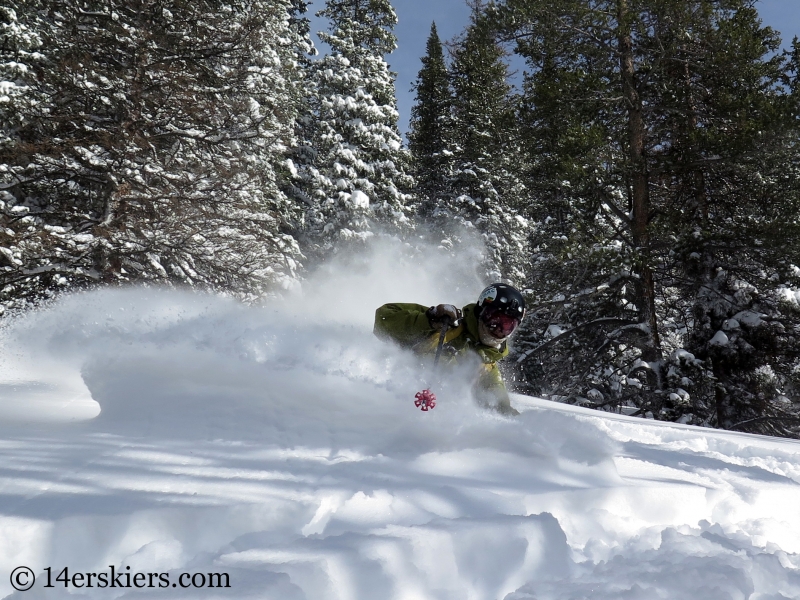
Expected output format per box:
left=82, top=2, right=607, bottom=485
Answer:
left=374, top=302, right=516, bottom=413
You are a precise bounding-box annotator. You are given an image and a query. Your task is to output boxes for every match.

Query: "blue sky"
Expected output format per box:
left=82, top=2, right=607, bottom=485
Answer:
left=307, top=0, right=800, bottom=136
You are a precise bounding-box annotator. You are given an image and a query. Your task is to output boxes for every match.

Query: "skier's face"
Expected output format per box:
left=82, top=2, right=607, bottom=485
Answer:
left=480, top=305, right=521, bottom=338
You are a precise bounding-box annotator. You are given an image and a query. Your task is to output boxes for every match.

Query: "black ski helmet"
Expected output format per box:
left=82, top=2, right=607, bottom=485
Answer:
left=476, top=283, right=526, bottom=318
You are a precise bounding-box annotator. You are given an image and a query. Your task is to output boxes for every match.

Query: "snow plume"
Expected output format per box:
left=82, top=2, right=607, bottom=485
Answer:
left=0, top=237, right=489, bottom=436
left=0, top=237, right=799, bottom=598
left=288, top=235, right=487, bottom=328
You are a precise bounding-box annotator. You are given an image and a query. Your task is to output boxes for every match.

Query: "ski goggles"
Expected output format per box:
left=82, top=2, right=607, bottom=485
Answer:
left=481, top=305, right=522, bottom=338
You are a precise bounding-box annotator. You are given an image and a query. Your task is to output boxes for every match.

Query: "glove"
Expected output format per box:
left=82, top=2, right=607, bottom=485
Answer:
left=426, top=304, right=462, bottom=328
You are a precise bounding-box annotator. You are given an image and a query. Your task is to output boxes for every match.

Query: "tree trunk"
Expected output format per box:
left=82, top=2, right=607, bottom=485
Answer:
left=617, top=0, right=661, bottom=366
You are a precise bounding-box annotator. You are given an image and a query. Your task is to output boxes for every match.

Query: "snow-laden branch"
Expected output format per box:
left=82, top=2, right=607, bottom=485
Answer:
left=517, top=317, right=639, bottom=363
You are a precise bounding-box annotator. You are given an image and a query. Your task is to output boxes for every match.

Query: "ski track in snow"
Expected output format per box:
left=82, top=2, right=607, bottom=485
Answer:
left=0, top=250, right=799, bottom=599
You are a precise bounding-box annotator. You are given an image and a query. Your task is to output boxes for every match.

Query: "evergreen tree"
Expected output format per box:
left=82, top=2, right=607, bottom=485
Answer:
left=438, top=14, right=529, bottom=283
left=283, top=0, right=318, bottom=211
left=302, top=0, right=413, bottom=253
left=0, top=1, right=47, bottom=311
left=498, top=0, right=671, bottom=404
left=0, top=0, right=305, bottom=305
left=660, top=4, right=800, bottom=435
left=0, top=2, right=43, bottom=157
left=493, top=0, right=800, bottom=436
left=408, top=22, right=452, bottom=216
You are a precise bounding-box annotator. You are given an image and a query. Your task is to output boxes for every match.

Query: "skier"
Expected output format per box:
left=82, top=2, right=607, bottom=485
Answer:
left=374, top=283, right=526, bottom=415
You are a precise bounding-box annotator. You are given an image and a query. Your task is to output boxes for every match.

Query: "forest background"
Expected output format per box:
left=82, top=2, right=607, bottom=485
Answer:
left=3, top=0, right=800, bottom=438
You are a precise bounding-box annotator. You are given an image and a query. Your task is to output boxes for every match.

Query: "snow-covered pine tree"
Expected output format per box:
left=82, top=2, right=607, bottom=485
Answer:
left=283, top=0, right=317, bottom=211
left=493, top=0, right=800, bottom=437
left=301, top=0, right=413, bottom=254
left=0, top=1, right=48, bottom=311
left=408, top=22, right=453, bottom=218
left=0, top=2, right=43, bottom=163
left=494, top=0, right=646, bottom=403
left=0, top=0, right=305, bottom=307
left=657, top=3, right=800, bottom=436
left=439, top=13, right=528, bottom=283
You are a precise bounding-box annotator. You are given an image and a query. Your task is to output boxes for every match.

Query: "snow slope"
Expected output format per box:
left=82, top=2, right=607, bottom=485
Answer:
left=1, top=244, right=800, bottom=599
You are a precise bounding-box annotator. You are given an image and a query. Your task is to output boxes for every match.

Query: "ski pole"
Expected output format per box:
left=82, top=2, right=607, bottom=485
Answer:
left=432, top=318, right=450, bottom=368
left=415, top=317, right=451, bottom=411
